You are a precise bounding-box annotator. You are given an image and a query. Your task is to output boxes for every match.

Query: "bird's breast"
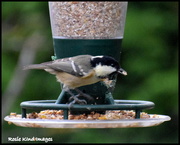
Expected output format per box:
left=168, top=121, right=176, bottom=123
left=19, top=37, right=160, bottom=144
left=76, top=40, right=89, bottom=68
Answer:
left=55, top=70, right=100, bottom=89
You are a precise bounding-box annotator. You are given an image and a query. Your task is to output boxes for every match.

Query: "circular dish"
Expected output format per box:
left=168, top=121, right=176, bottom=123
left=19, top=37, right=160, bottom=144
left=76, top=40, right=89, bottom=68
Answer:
left=4, top=114, right=171, bottom=128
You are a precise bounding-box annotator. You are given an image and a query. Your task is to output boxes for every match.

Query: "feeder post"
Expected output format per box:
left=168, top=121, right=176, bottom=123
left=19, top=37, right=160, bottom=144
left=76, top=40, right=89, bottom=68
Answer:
left=21, top=108, right=27, bottom=118
left=135, top=109, right=142, bottom=119
left=63, top=110, right=69, bottom=120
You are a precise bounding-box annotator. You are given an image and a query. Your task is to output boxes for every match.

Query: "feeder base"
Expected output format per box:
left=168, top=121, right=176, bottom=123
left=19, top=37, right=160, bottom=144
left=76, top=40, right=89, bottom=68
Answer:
left=4, top=114, right=171, bottom=128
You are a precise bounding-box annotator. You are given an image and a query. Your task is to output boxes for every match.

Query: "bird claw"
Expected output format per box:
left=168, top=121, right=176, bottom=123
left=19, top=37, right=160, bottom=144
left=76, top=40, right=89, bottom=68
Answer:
left=67, top=89, right=95, bottom=109
left=68, top=94, right=87, bottom=108
left=75, top=89, right=95, bottom=104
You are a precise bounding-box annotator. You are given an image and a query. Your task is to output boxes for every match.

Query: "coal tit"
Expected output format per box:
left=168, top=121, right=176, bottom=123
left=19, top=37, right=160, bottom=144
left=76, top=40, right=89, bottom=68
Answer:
left=24, top=55, right=127, bottom=104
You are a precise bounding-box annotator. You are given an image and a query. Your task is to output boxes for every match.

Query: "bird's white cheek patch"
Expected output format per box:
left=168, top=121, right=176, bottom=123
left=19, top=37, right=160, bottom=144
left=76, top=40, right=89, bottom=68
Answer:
left=94, top=65, right=116, bottom=77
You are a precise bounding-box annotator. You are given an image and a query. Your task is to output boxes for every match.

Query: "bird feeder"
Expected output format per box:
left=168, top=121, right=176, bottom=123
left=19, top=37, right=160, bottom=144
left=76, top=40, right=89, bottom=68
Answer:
left=48, top=2, right=128, bottom=107
left=4, top=2, right=171, bottom=128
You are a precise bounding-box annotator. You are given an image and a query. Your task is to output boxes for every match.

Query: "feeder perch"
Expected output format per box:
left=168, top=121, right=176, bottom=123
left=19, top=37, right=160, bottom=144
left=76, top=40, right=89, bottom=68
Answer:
left=4, top=2, right=171, bottom=128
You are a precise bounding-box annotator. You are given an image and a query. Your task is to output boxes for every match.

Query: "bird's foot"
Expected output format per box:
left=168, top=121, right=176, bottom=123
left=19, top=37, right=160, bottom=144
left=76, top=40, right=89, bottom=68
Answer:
left=69, top=94, right=87, bottom=104
left=75, top=89, right=95, bottom=104
left=68, top=94, right=87, bottom=109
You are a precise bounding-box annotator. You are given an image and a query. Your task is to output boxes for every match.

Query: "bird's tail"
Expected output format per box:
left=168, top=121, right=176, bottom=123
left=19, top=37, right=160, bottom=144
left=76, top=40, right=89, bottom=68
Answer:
left=23, top=64, right=47, bottom=70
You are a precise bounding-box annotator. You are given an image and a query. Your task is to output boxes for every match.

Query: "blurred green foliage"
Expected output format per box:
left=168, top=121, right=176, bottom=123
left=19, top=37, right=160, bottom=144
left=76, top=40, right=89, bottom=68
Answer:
left=2, top=2, right=178, bottom=143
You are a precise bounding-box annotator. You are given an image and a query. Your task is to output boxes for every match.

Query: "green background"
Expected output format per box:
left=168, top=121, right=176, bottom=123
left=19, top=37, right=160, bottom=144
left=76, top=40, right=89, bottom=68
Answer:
left=2, top=2, right=178, bottom=143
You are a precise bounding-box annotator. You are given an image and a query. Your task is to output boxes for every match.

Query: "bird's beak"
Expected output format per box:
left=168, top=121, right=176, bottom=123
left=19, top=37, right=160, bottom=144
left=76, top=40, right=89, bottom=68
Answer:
left=118, top=68, right=127, bottom=76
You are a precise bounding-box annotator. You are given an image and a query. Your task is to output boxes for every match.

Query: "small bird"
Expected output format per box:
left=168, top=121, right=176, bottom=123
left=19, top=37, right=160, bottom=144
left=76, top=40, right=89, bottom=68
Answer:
left=24, top=55, right=127, bottom=104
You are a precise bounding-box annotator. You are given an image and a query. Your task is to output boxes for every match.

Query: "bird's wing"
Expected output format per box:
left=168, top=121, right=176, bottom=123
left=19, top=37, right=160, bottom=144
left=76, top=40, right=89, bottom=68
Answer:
left=24, top=55, right=93, bottom=77
left=45, top=55, right=92, bottom=77
left=46, top=61, right=83, bottom=77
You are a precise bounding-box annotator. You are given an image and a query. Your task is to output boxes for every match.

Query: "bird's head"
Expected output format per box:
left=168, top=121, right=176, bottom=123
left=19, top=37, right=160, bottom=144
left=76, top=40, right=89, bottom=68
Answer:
left=90, top=55, right=127, bottom=79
